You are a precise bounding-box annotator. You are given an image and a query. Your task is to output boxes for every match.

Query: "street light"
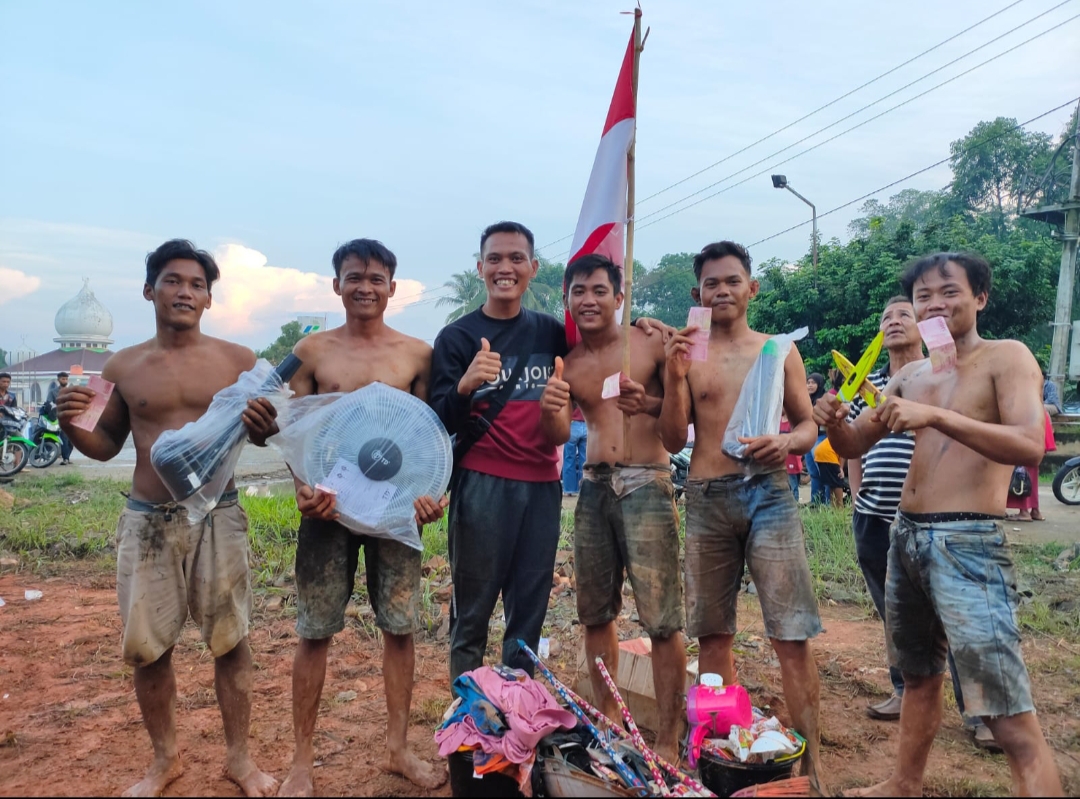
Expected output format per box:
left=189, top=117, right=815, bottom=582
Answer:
left=771, top=174, right=817, bottom=270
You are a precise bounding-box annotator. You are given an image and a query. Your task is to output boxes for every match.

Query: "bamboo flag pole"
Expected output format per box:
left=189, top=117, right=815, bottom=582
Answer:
left=622, top=5, right=646, bottom=459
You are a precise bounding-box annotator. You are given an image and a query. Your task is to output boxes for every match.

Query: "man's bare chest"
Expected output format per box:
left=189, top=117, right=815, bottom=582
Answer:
left=314, top=354, right=415, bottom=394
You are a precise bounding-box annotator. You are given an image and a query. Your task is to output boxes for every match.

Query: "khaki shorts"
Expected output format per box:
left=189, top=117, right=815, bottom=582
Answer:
left=574, top=464, right=684, bottom=638
left=116, top=494, right=251, bottom=666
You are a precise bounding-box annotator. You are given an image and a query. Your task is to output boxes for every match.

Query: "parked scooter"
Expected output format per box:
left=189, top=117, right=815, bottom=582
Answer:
left=1052, top=456, right=1080, bottom=505
left=0, top=406, right=33, bottom=478
left=28, top=401, right=63, bottom=468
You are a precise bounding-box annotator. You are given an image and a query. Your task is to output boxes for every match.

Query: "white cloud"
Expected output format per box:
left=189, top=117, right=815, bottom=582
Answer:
left=0, top=267, right=42, bottom=304
left=205, top=243, right=425, bottom=337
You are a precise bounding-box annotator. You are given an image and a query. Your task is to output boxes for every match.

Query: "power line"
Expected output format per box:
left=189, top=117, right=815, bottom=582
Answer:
left=743, top=97, right=1080, bottom=250
left=635, top=0, right=1041, bottom=207
left=627, top=15, right=1080, bottom=237
left=535, top=0, right=1073, bottom=255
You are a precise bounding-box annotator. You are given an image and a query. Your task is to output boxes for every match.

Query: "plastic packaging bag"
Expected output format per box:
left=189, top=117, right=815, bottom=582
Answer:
left=272, top=384, right=453, bottom=550
left=151, top=357, right=299, bottom=523
left=721, top=328, right=808, bottom=474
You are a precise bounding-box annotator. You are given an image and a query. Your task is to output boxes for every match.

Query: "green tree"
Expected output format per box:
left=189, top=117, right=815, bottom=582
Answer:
left=948, top=117, right=1053, bottom=224
left=631, top=253, right=697, bottom=327
left=257, top=321, right=303, bottom=365
left=436, top=270, right=485, bottom=323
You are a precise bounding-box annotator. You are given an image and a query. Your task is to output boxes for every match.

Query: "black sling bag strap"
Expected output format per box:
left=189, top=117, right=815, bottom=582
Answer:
left=452, top=311, right=537, bottom=466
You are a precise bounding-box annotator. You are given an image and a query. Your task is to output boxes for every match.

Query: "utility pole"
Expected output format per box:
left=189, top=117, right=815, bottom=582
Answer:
left=1021, top=107, right=1080, bottom=400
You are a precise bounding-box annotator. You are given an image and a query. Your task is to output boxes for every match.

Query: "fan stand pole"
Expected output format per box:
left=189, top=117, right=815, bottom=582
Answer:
left=621, top=6, right=644, bottom=463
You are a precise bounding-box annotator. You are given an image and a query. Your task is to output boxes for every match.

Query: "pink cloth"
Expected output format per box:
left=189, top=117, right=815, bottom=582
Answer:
left=434, top=667, right=577, bottom=763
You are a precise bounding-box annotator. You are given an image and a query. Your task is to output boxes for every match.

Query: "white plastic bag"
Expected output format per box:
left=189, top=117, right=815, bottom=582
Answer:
left=151, top=358, right=295, bottom=523
left=721, top=328, right=808, bottom=474
left=272, top=384, right=453, bottom=550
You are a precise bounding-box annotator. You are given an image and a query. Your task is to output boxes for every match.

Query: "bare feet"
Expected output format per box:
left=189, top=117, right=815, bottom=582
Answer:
left=277, top=765, right=314, bottom=798
left=384, top=748, right=447, bottom=790
left=849, top=778, right=920, bottom=797
left=122, top=756, right=183, bottom=798
left=226, top=754, right=280, bottom=798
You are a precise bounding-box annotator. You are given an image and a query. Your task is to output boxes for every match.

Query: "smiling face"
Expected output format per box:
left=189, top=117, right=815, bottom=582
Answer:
left=334, top=255, right=395, bottom=320
left=880, top=300, right=920, bottom=349
left=143, top=258, right=211, bottom=330
left=477, top=232, right=537, bottom=305
left=911, top=261, right=986, bottom=338
left=567, top=268, right=623, bottom=333
left=691, top=255, right=758, bottom=323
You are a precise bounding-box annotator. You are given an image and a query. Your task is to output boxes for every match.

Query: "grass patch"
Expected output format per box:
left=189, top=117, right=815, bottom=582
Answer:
left=801, top=506, right=872, bottom=607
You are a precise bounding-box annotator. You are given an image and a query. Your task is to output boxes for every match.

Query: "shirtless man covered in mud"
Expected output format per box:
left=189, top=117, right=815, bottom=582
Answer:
left=56, top=239, right=279, bottom=798
left=814, top=252, right=1062, bottom=797
left=658, top=240, right=824, bottom=790
left=539, top=254, right=686, bottom=762
left=277, top=238, right=447, bottom=797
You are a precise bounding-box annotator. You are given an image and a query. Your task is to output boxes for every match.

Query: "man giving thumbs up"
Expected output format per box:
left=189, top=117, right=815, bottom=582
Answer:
left=428, top=222, right=570, bottom=680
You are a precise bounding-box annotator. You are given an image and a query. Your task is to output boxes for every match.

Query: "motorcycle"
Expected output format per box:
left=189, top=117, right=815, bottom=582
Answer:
left=670, top=443, right=692, bottom=500
left=0, top=406, right=33, bottom=478
left=1052, top=456, right=1080, bottom=505
left=28, top=401, right=63, bottom=468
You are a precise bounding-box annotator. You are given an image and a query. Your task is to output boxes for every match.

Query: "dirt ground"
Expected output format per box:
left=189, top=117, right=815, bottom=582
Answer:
left=1, top=567, right=1078, bottom=797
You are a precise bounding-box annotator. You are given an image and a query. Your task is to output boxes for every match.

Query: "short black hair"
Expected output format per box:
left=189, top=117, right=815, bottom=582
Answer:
left=331, top=238, right=397, bottom=279
left=900, top=252, right=991, bottom=301
left=57, top=372, right=68, bottom=379
left=480, top=221, right=535, bottom=257
left=0, top=372, right=10, bottom=380
left=564, top=254, right=622, bottom=295
left=145, top=239, right=220, bottom=288
left=693, top=241, right=752, bottom=281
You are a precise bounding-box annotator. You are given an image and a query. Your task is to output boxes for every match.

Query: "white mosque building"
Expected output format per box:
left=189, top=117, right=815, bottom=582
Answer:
left=7, top=279, right=115, bottom=407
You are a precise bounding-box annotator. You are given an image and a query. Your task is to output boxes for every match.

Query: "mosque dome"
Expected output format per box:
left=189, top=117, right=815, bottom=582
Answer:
left=54, top=278, right=114, bottom=350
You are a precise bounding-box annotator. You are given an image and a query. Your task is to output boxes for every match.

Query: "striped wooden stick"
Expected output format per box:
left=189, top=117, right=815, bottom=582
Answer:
left=518, top=640, right=714, bottom=797
left=519, top=641, right=645, bottom=790
left=594, top=657, right=669, bottom=793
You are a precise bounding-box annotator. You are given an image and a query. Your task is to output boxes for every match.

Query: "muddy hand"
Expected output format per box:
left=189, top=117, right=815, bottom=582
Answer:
left=414, top=494, right=449, bottom=526
left=737, top=434, right=791, bottom=468
left=55, top=385, right=95, bottom=421
left=242, top=398, right=279, bottom=445
left=812, top=393, right=847, bottom=429
left=296, top=484, right=338, bottom=521
left=616, top=375, right=649, bottom=416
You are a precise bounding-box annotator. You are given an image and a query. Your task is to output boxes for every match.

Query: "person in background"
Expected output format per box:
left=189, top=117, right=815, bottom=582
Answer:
left=781, top=412, right=802, bottom=503
left=0, top=372, right=17, bottom=408
left=46, top=372, right=74, bottom=465
left=1009, top=369, right=1060, bottom=523
left=811, top=436, right=846, bottom=507
left=804, top=373, right=828, bottom=506
left=562, top=405, right=587, bottom=496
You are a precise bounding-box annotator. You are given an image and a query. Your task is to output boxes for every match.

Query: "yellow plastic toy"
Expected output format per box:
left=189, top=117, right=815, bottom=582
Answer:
left=832, top=331, right=884, bottom=408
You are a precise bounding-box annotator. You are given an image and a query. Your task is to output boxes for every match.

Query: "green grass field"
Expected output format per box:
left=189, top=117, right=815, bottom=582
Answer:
left=2, top=473, right=1076, bottom=640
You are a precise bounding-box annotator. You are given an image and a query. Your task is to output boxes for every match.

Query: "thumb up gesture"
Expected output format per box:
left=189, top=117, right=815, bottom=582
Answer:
left=541, top=356, right=571, bottom=415
left=458, top=337, right=503, bottom=396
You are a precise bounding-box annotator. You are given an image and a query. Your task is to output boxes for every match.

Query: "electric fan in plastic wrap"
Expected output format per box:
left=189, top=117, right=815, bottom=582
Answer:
left=273, top=382, right=452, bottom=550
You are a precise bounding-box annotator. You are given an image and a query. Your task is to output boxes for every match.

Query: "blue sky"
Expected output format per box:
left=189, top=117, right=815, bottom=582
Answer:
left=2, top=0, right=1078, bottom=360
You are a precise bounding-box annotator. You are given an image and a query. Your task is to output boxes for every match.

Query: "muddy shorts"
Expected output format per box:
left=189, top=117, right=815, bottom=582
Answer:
left=116, top=492, right=251, bottom=667
left=886, top=512, right=1035, bottom=719
left=574, top=463, right=684, bottom=639
left=684, top=471, right=821, bottom=641
left=295, top=517, right=421, bottom=639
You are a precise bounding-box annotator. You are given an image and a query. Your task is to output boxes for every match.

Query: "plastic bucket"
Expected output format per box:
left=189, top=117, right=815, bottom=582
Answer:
left=698, top=749, right=798, bottom=797
left=448, top=750, right=524, bottom=798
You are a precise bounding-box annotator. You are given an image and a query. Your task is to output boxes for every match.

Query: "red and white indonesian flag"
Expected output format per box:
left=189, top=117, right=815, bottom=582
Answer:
left=565, top=28, right=636, bottom=346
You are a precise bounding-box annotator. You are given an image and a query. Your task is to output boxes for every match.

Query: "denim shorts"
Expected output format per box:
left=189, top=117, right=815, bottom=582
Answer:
left=573, top=464, right=684, bottom=638
left=886, top=512, right=1034, bottom=719
left=684, top=471, right=821, bottom=641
